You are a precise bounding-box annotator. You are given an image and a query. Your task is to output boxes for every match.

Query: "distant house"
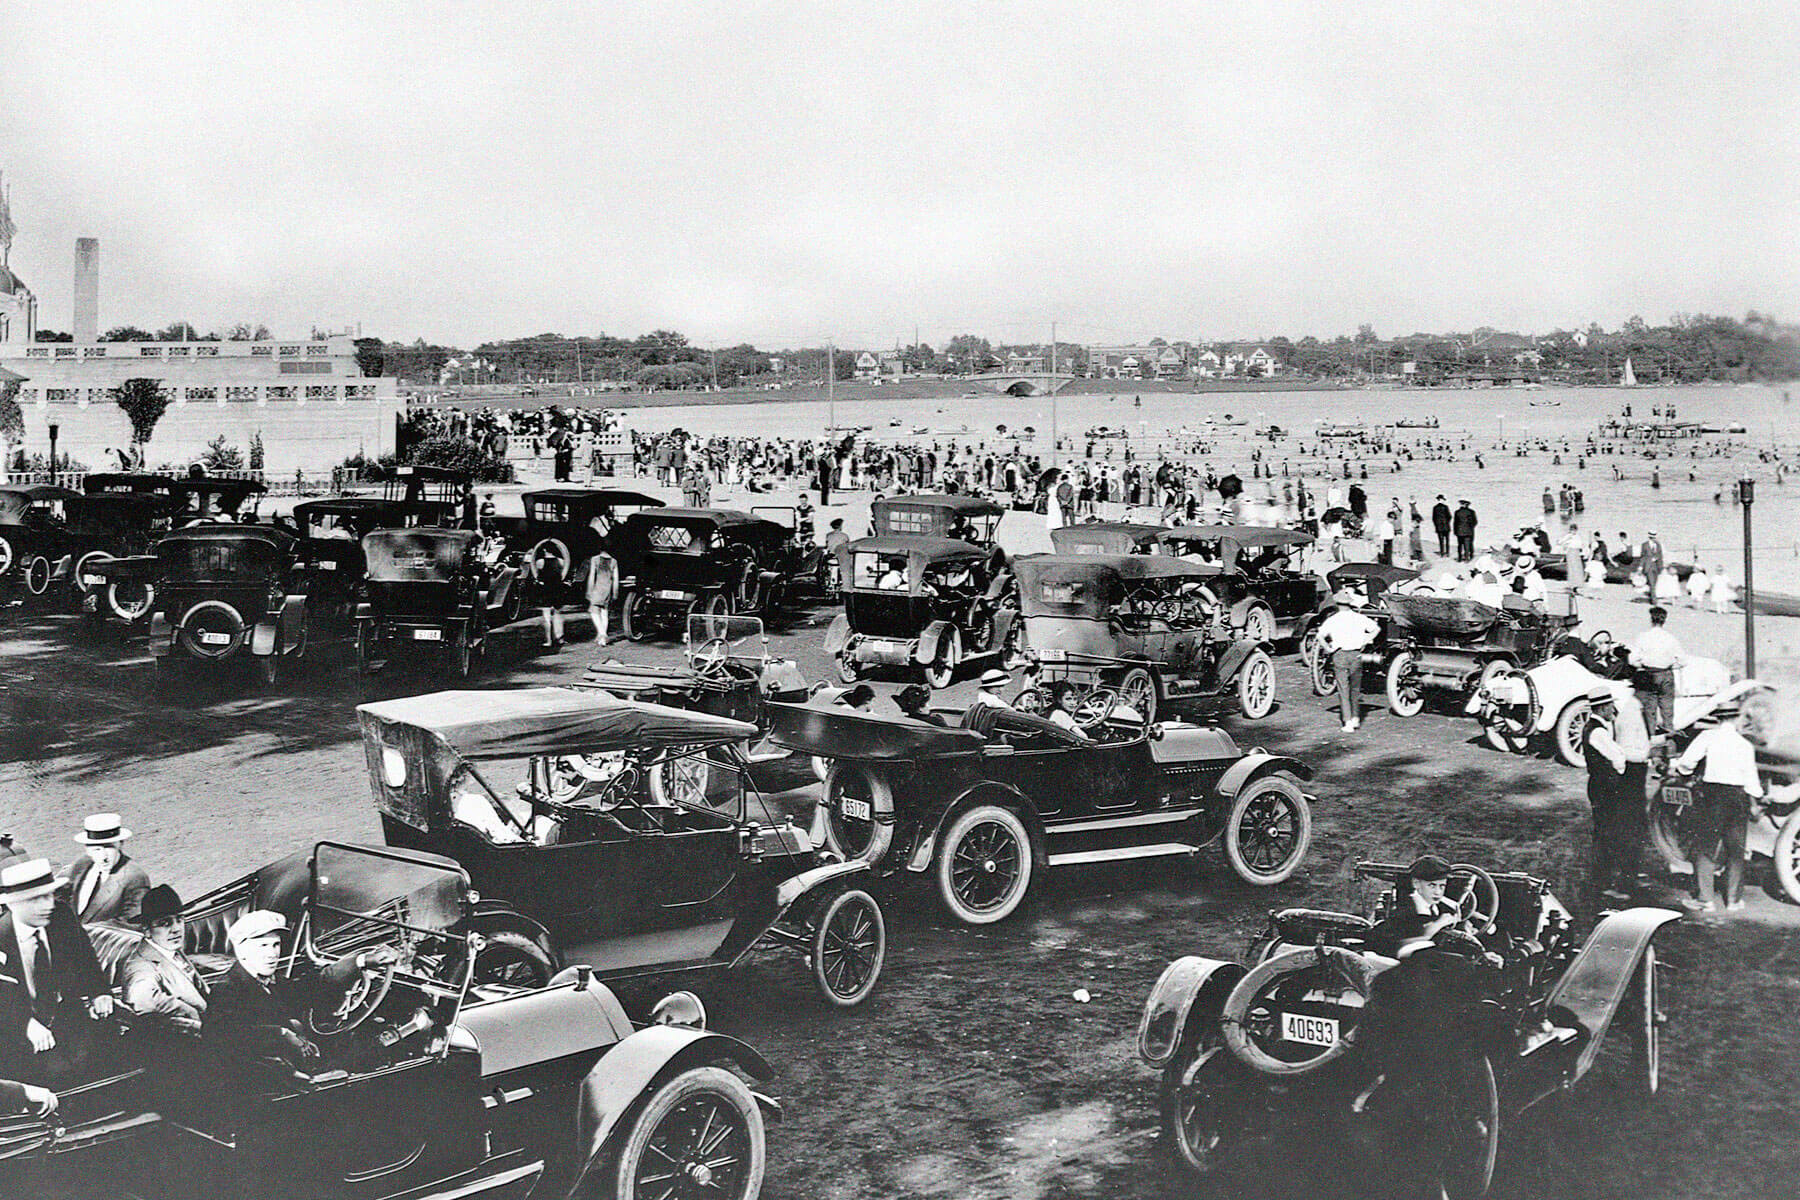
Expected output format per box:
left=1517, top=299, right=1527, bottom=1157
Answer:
left=1215, top=342, right=1281, bottom=377
left=878, top=350, right=906, bottom=379
left=1006, top=350, right=1047, bottom=374
left=768, top=356, right=785, bottom=374
left=1195, top=349, right=1221, bottom=377
left=1087, top=344, right=1162, bottom=379
left=1154, top=346, right=1186, bottom=379
left=854, top=351, right=880, bottom=380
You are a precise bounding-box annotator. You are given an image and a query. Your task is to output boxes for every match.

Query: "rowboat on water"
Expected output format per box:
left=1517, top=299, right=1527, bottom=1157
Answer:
left=1749, top=592, right=1800, bottom=618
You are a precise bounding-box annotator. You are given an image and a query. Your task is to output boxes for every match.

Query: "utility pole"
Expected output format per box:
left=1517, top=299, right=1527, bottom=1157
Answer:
left=1050, top=321, right=1058, bottom=457
left=1741, top=474, right=1757, bottom=675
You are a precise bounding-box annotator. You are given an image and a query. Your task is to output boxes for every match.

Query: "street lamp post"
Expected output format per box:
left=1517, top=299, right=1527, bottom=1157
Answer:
left=47, top=423, right=59, bottom=479
left=1740, top=474, right=1756, bottom=675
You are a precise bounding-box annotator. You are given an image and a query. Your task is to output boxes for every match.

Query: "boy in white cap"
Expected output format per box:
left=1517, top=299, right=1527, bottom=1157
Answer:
left=0, top=858, right=114, bottom=1082
left=207, top=910, right=395, bottom=1071
left=65, top=813, right=151, bottom=925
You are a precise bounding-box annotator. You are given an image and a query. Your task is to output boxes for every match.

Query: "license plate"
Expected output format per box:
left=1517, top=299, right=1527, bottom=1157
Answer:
left=315, top=560, right=336, bottom=570
left=657, top=589, right=688, bottom=601
left=413, top=628, right=443, bottom=641
left=1280, top=1012, right=1339, bottom=1047
left=198, top=631, right=232, bottom=646
left=1662, top=785, right=1693, bottom=808
left=82, top=575, right=105, bottom=586
left=841, top=797, right=872, bottom=822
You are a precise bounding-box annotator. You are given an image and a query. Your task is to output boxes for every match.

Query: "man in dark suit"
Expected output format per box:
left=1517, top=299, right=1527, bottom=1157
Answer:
left=0, top=859, right=116, bottom=1084
left=1639, top=530, right=1665, bottom=604
left=64, top=813, right=151, bottom=926
left=1431, top=495, right=1452, bottom=557
left=1452, top=499, right=1478, bottom=562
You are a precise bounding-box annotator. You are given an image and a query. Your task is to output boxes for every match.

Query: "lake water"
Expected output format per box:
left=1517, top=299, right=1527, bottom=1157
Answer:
left=618, top=382, right=1800, bottom=592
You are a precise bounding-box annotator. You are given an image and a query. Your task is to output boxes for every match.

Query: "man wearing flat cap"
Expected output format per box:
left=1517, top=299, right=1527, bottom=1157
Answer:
left=120, top=885, right=208, bottom=1035
left=1366, top=855, right=1465, bottom=955
left=65, top=813, right=151, bottom=925
left=206, top=910, right=395, bottom=1072
left=0, top=858, right=115, bottom=1084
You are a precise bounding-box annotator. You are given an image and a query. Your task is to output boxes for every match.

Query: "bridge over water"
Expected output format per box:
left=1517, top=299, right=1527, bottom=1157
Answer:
left=965, top=372, right=1078, bottom=397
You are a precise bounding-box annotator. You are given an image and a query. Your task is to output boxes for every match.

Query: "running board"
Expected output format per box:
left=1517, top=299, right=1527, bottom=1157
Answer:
left=1047, top=808, right=1205, bottom=836
left=1049, top=842, right=1196, bottom=867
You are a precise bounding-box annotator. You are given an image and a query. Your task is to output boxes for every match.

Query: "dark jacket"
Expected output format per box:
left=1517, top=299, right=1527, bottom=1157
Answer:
left=0, top=905, right=110, bottom=1077
left=1451, top=505, right=1477, bottom=537
left=64, top=853, right=152, bottom=925
left=1431, top=502, right=1452, bottom=533
left=206, top=957, right=362, bottom=1069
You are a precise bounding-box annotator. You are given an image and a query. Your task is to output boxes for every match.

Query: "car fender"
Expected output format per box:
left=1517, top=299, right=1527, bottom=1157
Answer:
left=1137, top=956, right=1249, bottom=1067
left=914, top=620, right=955, bottom=666
left=1547, top=905, right=1682, bottom=1086
left=148, top=611, right=172, bottom=657
left=771, top=858, right=871, bottom=912
left=907, top=782, right=1044, bottom=874
left=991, top=605, right=1018, bottom=647
left=1228, top=597, right=1260, bottom=627
left=1214, top=638, right=1272, bottom=683
left=1216, top=752, right=1313, bottom=798
left=353, top=601, right=374, bottom=621
left=573, top=1026, right=776, bottom=1195
left=250, top=620, right=279, bottom=656
left=465, top=903, right=560, bottom=967
left=822, top=613, right=851, bottom=657
left=279, top=594, right=307, bottom=649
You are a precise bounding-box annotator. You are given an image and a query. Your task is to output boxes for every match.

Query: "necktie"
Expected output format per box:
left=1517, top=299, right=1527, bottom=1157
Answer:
left=21, top=929, right=38, bottom=998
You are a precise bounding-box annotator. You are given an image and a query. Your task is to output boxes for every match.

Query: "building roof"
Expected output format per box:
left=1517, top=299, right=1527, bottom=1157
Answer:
left=0, top=264, right=28, bottom=295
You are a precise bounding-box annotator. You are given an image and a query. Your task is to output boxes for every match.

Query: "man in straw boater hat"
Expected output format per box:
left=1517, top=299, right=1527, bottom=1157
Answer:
left=0, top=858, right=115, bottom=1084
left=65, top=812, right=152, bottom=926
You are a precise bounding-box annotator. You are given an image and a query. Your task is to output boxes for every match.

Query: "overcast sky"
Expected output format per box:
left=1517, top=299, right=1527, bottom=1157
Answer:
left=2, top=1, right=1795, bottom=349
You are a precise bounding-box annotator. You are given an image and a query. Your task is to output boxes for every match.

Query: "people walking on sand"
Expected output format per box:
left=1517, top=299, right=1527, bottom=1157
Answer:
left=1431, top=495, right=1451, bottom=557
left=1627, top=606, right=1683, bottom=734
left=1685, top=566, right=1711, bottom=609
left=1639, top=531, right=1665, bottom=603
left=585, top=548, right=617, bottom=644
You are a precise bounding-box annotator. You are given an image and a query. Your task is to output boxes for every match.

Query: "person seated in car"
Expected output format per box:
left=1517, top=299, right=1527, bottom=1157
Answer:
left=1366, top=855, right=1499, bottom=967
left=893, top=684, right=948, bottom=727
left=1045, top=681, right=1093, bottom=741
left=207, top=911, right=398, bottom=1074
left=121, top=885, right=209, bottom=1036
left=875, top=558, right=908, bottom=590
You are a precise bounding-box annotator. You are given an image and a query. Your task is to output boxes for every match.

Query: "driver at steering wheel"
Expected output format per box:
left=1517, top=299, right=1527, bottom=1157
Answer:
left=207, top=911, right=397, bottom=1073
left=1367, top=855, right=1501, bottom=966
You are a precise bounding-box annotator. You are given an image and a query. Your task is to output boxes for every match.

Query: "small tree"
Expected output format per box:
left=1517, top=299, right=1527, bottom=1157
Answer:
left=200, top=435, right=245, bottom=472
left=248, top=431, right=265, bottom=470
left=112, top=377, right=171, bottom=457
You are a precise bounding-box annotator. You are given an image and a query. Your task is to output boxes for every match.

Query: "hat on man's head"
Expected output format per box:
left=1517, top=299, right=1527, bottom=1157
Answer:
left=133, top=884, right=185, bottom=927
left=74, top=813, right=132, bottom=846
left=0, top=858, right=66, bottom=902
left=227, top=910, right=288, bottom=946
left=1585, top=683, right=1619, bottom=704
left=1408, top=854, right=1452, bottom=882
left=979, top=668, right=1010, bottom=690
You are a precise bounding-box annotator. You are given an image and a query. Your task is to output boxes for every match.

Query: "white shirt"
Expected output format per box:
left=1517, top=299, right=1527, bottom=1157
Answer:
left=1048, top=708, right=1091, bottom=740
left=1674, top=723, right=1764, bottom=796
left=1317, top=608, right=1380, bottom=653
left=1466, top=577, right=1506, bottom=609
left=1515, top=571, right=1547, bottom=605
left=10, top=912, right=43, bottom=998
left=1628, top=626, right=1685, bottom=669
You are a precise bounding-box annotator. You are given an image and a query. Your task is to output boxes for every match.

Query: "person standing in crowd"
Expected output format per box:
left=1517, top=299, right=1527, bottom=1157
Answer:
left=477, top=492, right=497, bottom=536
left=1316, top=588, right=1381, bottom=732
left=1376, top=507, right=1397, bottom=566
left=1407, top=511, right=1425, bottom=565
left=1431, top=495, right=1452, bottom=557
left=584, top=547, right=617, bottom=644
left=65, top=814, right=150, bottom=926
left=795, top=494, right=815, bottom=546
left=1672, top=706, right=1762, bottom=913
left=1639, top=530, right=1665, bottom=604
left=458, top=484, right=478, bottom=531
left=1627, top=606, right=1683, bottom=734
left=1451, top=499, right=1477, bottom=562
left=1582, top=685, right=1651, bottom=902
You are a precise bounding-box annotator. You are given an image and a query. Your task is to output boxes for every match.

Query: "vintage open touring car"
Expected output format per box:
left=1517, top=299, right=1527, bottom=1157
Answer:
left=0, top=483, right=80, bottom=599
left=616, top=508, right=804, bottom=640
left=1138, top=859, right=1677, bottom=1197
left=287, top=465, right=468, bottom=612
left=0, top=484, right=180, bottom=618
left=824, top=535, right=1021, bottom=687
left=1049, top=521, right=1165, bottom=557
left=357, top=688, right=887, bottom=1008
left=492, top=487, right=665, bottom=607
left=767, top=698, right=1316, bottom=925
left=92, top=524, right=311, bottom=686
left=12, top=840, right=781, bottom=1200
left=870, top=492, right=1006, bottom=549
left=1379, top=589, right=1582, bottom=719
left=1297, top=561, right=1420, bottom=676
left=354, top=528, right=525, bottom=677
left=1153, top=525, right=1324, bottom=644
left=1010, top=554, right=1276, bottom=725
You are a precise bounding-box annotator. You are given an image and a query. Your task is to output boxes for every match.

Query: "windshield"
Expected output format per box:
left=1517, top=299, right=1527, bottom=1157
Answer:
left=687, top=612, right=766, bottom=660
left=310, top=843, right=467, bottom=944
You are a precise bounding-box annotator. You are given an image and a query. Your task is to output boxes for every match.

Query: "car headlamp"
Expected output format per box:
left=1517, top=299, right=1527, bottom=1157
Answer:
left=381, top=747, right=407, bottom=789
left=650, top=991, right=707, bottom=1030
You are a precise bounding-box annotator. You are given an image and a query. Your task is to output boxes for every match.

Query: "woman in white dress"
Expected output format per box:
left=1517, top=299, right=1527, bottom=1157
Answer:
left=1585, top=553, right=1608, bottom=592
left=1710, top=570, right=1735, bottom=614
left=1685, top=567, right=1710, bottom=608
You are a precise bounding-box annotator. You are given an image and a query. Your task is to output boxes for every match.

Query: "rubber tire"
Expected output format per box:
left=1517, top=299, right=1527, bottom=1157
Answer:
left=1219, top=949, right=1365, bottom=1077
left=454, top=633, right=474, bottom=679
left=1648, top=795, right=1694, bottom=873
left=1117, top=666, right=1158, bottom=724
left=1000, top=621, right=1030, bottom=670
left=820, top=761, right=896, bottom=865
left=1298, top=621, right=1322, bottom=670
left=1309, top=646, right=1337, bottom=697
left=1242, top=604, right=1276, bottom=645
left=1772, top=807, right=1800, bottom=904
left=0, top=533, right=12, bottom=575
left=1479, top=665, right=1535, bottom=754
left=705, top=592, right=733, bottom=619
left=1630, top=946, right=1660, bottom=1099
left=612, top=1066, right=765, bottom=1200
left=530, top=537, right=571, bottom=586
left=835, top=651, right=862, bottom=684
left=1386, top=650, right=1424, bottom=717
left=923, top=628, right=961, bottom=690
left=811, top=888, right=885, bottom=1009
left=649, top=750, right=712, bottom=808
left=1223, top=772, right=1312, bottom=885
left=23, top=555, right=51, bottom=596
left=621, top=590, right=648, bottom=641
left=1441, top=1056, right=1501, bottom=1200
left=1236, top=649, right=1275, bottom=719
left=1160, top=1043, right=1235, bottom=1179
left=355, top=622, right=381, bottom=675
left=936, top=804, right=1034, bottom=926
left=107, top=580, right=155, bottom=623
left=1553, top=698, right=1592, bottom=767
left=472, top=929, right=554, bottom=989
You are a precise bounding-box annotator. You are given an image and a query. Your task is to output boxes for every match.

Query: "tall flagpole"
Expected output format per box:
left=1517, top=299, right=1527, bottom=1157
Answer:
left=827, top=343, right=835, bottom=434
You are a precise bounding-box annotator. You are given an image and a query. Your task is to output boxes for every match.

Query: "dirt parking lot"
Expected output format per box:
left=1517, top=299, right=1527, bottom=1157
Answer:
left=4, top=600, right=1797, bottom=1200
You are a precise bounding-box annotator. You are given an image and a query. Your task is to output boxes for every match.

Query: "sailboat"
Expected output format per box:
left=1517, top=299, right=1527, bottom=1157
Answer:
left=1621, top=357, right=1638, bottom=387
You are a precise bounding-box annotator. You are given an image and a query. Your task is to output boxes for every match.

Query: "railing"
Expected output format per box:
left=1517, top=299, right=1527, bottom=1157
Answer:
left=0, top=468, right=342, bottom=498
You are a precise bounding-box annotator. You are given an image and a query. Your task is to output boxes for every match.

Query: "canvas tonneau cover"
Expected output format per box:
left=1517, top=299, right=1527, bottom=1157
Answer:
left=1383, top=593, right=1501, bottom=636
left=358, top=687, right=757, bottom=761
left=765, top=700, right=985, bottom=760
left=523, top=488, right=664, bottom=509
left=1050, top=522, right=1164, bottom=555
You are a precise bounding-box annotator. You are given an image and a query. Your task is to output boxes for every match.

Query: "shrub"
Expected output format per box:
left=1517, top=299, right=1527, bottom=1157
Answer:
left=200, top=435, right=245, bottom=472
left=407, top=435, right=513, bottom=483
left=249, top=432, right=265, bottom=470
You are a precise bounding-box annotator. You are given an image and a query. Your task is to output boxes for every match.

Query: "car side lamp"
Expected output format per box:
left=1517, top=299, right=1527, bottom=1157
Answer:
left=651, top=991, right=707, bottom=1030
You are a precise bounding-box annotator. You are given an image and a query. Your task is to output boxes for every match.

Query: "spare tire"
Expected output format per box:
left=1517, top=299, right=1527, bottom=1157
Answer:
left=530, top=538, right=572, bottom=586
left=1219, top=947, right=1380, bottom=1078
left=177, top=600, right=248, bottom=659
left=820, top=761, right=896, bottom=866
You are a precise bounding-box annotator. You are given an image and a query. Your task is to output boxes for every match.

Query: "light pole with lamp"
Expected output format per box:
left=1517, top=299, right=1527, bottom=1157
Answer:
left=1740, top=473, right=1756, bottom=675
left=47, top=422, right=58, bottom=480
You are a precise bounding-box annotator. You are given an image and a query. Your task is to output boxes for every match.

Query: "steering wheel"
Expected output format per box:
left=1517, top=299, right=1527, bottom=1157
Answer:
left=309, top=953, right=398, bottom=1036
left=1447, top=863, right=1501, bottom=932
left=1073, top=687, right=1117, bottom=729
left=691, top=636, right=731, bottom=675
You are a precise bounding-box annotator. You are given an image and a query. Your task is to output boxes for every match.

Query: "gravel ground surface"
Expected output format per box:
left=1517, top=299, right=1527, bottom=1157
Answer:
left=4, top=588, right=1797, bottom=1200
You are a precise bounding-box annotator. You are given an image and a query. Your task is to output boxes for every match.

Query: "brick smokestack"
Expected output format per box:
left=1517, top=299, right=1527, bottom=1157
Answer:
left=73, top=237, right=99, bottom=342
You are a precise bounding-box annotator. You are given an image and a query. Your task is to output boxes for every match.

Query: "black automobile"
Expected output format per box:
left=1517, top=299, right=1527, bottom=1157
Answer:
left=354, top=527, right=525, bottom=677
left=0, top=484, right=80, bottom=598
left=823, top=536, right=1021, bottom=687
left=24, top=841, right=780, bottom=1200
left=0, top=485, right=180, bottom=617
left=97, top=524, right=310, bottom=685
left=616, top=508, right=800, bottom=639
left=492, top=487, right=664, bottom=605
left=769, top=698, right=1315, bottom=925
left=1152, top=525, right=1324, bottom=644
left=359, top=687, right=887, bottom=1009
left=870, top=493, right=1005, bottom=549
